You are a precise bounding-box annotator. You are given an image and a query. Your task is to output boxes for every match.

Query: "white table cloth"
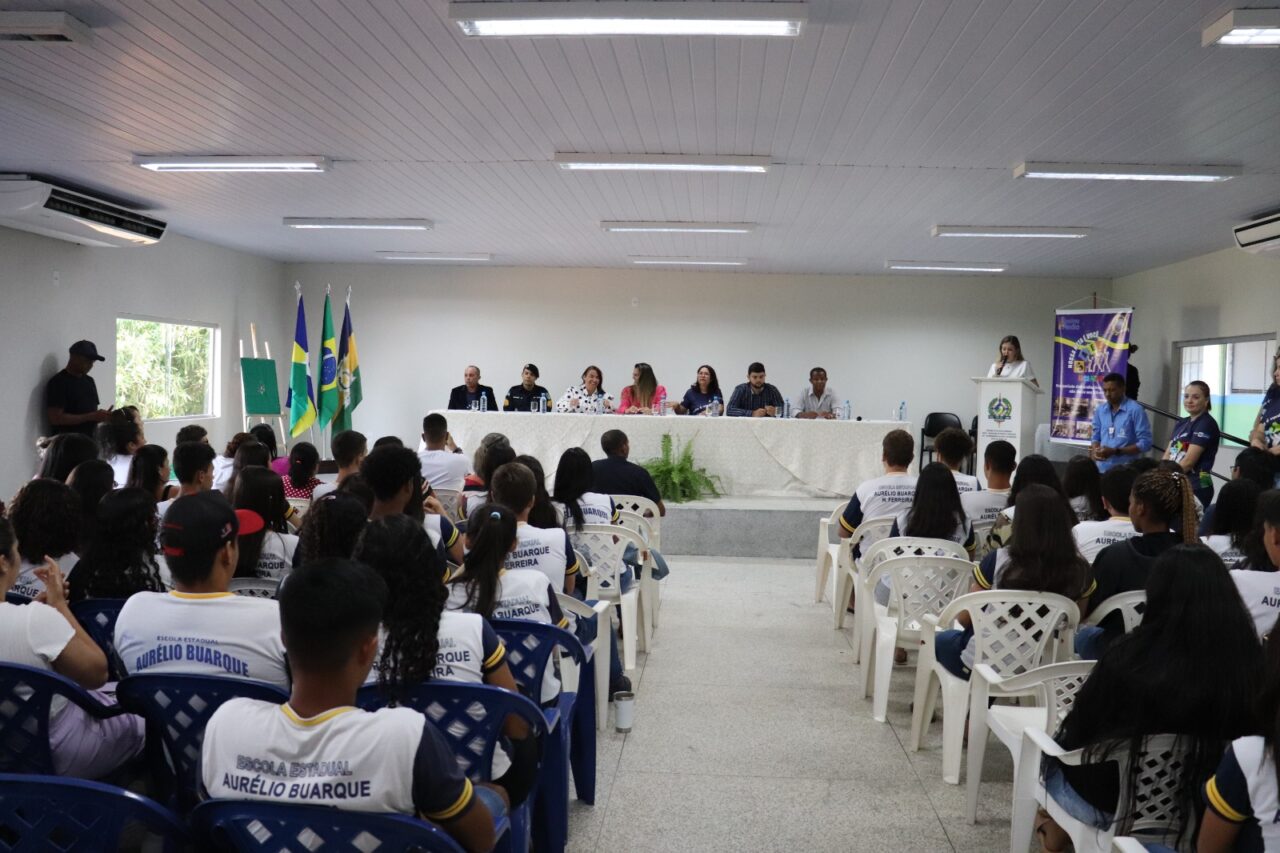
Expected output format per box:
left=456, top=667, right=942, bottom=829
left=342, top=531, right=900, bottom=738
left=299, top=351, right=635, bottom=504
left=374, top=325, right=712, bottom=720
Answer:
left=439, top=411, right=914, bottom=498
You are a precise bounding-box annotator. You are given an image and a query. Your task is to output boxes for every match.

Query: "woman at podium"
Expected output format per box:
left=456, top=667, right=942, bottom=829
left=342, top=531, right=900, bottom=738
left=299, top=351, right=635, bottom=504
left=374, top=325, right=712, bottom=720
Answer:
left=987, top=335, right=1039, bottom=387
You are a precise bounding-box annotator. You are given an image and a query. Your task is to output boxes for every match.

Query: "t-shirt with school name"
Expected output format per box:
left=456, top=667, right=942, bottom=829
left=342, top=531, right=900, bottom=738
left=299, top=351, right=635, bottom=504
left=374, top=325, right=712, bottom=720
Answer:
left=255, top=531, right=299, bottom=580
left=950, top=470, right=981, bottom=494
left=114, top=591, right=289, bottom=690
left=555, top=492, right=618, bottom=530
left=509, top=522, right=579, bottom=593
left=12, top=553, right=80, bottom=601
left=365, top=611, right=505, bottom=688
left=1204, top=736, right=1280, bottom=852
left=961, top=487, right=1011, bottom=527
left=1203, top=534, right=1246, bottom=568
left=839, top=472, right=917, bottom=534
left=1229, top=570, right=1280, bottom=639
left=201, top=700, right=475, bottom=823
left=1074, top=517, right=1138, bottom=563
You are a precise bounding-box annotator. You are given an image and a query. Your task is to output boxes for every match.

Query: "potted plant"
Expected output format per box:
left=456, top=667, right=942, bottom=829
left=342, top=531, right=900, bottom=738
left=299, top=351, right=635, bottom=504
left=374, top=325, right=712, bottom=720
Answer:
left=640, top=434, right=721, bottom=503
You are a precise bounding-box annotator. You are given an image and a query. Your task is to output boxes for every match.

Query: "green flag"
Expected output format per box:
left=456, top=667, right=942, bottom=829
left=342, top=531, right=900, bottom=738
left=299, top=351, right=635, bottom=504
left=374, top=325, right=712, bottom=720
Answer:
left=316, top=290, right=339, bottom=429
left=334, top=291, right=362, bottom=432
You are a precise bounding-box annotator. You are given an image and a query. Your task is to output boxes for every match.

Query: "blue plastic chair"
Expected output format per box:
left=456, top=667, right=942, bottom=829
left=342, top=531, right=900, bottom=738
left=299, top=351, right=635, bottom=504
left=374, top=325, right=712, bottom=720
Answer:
left=190, top=800, right=476, bottom=853
left=356, top=681, right=546, bottom=853
left=490, top=619, right=596, bottom=853
left=69, top=598, right=128, bottom=682
left=0, top=662, right=125, bottom=775
left=0, top=772, right=188, bottom=851
left=116, top=673, right=289, bottom=812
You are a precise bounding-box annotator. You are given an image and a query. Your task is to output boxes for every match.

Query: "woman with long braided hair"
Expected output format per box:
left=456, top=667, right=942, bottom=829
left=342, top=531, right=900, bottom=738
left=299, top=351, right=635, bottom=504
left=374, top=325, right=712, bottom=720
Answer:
left=1077, top=466, right=1198, bottom=658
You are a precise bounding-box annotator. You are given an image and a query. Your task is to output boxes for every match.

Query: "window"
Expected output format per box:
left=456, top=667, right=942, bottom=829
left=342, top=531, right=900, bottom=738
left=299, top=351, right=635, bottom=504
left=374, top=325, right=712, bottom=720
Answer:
left=115, top=317, right=219, bottom=419
left=1175, top=334, right=1276, bottom=440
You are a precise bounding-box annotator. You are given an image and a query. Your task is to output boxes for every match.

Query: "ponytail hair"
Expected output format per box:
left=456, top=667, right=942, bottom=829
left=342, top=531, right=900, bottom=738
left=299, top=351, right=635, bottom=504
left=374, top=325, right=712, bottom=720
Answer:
left=1133, top=468, right=1197, bottom=544
left=287, top=442, right=320, bottom=489
left=453, top=503, right=517, bottom=618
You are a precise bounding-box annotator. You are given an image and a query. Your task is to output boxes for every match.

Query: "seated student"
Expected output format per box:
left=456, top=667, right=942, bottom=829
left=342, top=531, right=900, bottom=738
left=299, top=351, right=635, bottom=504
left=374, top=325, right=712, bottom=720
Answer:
left=1063, top=455, right=1106, bottom=522
left=97, top=410, right=146, bottom=488
left=935, top=485, right=1094, bottom=680
left=1077, top=468, right=1198, bottom=658
left=489, top=463, right=579, bottom=595
left=211, top=432, right=251, bottom=493
left=418, top=414, right=471, bottom=491
left=1040, top=545, right=1260, bottom=853
left=592, top=430, right=665, bottom=516
left=1200, top=447, right=1276, bottom=536
left=460, top=435, right=516, bottom=520
left=114, top=493, right=289, bottom=691
left=159, top=441, right=217, bottom=518
left=1228, top=490, right=1280, bottom=639
left=36, top=432, right=99, bottom=482
left=373, top=435, right=404, bottom=449
left=281, top=441, right=322, bottom=500
left=1203, top=479, right=1263, bottom=569
left=7, top=478, right=81, bottom=599
left=514, top=455, right=561, bottom=530
left=553, top=447, right=619, bottom=531
left=294, top=492, right=368, bottom=565
left=362, top=446, right=464, bottom=565
left=932, top=427, right=980, bottom=493
left=0, top=517, right=144, bottom=779
left=126, top=444, right=175, bottom=503
left=988, top=454, right=1076, bottom=550
left=887, top=462, right=975, bottom=553
left=1073, top=465, right=1140, bottom=563
left=249, top=423, right=287, bottom=477
left=447, top=504, right=568, bottom=704
left=232, top=467, right=299, bottom=580
left=174, top=424, right=208, bottom=445
left=312, top=430, right=367, bottom=500
left=69, top=488, right=166, bottom=602
left=66, top=459, right=114, bottom=554
left=223, top=439, right=270, bottom=502
left=353, top=516, right=536, bottom=806
left=961, top=440, right=1015, bottom=527
left=200, top=558, right=501, bottom=853
left=840, top=429, right=918, bottom=539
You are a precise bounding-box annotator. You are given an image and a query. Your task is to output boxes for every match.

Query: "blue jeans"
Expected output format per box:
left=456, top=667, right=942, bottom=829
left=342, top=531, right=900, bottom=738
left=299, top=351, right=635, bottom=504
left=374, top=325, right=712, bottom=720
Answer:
left=473, top=783, right=509, bottom=823
left=1042, top=761, right=1113, bottom=830
left=934, top=629, right=972, bottom=680
left=623, top=543, right=669, bottom=581
left=1074, top=626, right=1106, bottom=661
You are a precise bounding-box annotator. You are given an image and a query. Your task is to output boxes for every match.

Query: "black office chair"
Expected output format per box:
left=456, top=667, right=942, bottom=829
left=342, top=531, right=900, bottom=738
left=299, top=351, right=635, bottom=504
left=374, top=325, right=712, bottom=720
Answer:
left=968, top=415, right=979, bottom=474
left=920, top=412, right=963, bottom=467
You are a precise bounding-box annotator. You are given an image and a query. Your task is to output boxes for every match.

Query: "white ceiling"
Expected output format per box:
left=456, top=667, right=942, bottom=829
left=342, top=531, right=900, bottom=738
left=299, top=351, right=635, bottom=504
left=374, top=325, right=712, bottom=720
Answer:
left=2, top=0, right=1279, bottom=276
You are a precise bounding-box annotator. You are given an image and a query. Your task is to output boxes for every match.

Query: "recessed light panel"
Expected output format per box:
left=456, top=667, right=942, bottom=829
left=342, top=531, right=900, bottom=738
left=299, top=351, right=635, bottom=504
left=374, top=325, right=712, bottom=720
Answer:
left=1014, top=162, right=1239, bottom=182
left=555, top=153, right=770, bottom=173
left=135, top=156, right=330, bottom=173
left=450, top=1, right=806, bottom=38
left=375, top=251, right=490, bottom=262
left=285, top=218, right=432, bottom=230
left=1203, top=9, right=1280, bottom=46
left=629, top=256, right=746, bottom=266
left=932, top=225, right=1089, bottom=239
left=887, top=261, right=1008, bottom=273
left=603, top=221, right=755, bottom=234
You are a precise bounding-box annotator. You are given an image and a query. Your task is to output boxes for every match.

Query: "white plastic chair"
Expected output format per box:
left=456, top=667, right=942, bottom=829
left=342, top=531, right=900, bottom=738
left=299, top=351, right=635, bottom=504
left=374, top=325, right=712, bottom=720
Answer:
left=910, top=590, right=1080, bottom=784
left=1013, top=729, right=1192, bottom=853
left=556, top=591, right=612, bottom=732
left=228, top=577, right=280, bottom=598
left=611, top=496, right=662, bottom=548
left=613, top=497, right=665, bottom=630
left=861, top=554, right=974, bottom=722
left=970, top=519, right=996, bottom=560
left=1111, top=839, right=1149, bottom=853
left=615, top=510, right=662, bottom=643
left=573, top=524, right=644, bottom=673
left=1082, top=590, right=1147, bottom=632
left=286, top=497, right=310, bottom=522
left=433, top=487, right=462, bottom=521
left=813, top=501, right=849, bottom=604
left=831, top=516, right=897, bottom=636
left=966, top=660, right=1095, bottom=826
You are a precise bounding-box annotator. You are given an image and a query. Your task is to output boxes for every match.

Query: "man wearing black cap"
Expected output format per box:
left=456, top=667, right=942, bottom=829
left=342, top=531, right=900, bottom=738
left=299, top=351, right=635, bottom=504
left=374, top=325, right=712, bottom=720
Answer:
left=503, top=364, right=550, bottom=412
left=46, top=340, right=113, bottom=436
left=113, top=492, right=290, bottom=690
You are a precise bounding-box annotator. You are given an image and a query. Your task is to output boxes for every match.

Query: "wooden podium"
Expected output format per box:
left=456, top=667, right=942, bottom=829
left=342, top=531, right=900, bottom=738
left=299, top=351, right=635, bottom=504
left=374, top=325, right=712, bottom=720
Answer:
left=971, top=377, right=1042, bottom=488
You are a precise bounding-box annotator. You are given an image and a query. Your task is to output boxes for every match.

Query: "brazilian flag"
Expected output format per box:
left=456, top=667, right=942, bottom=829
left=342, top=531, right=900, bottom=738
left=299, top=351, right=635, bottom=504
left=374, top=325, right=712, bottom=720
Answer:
left=316, top=291, right=339, bottom=430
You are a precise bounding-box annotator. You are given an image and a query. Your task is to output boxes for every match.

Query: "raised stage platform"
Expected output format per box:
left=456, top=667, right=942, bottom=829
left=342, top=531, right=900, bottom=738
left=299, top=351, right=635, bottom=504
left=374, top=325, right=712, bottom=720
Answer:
left=661, top=496, right=838, bottom=559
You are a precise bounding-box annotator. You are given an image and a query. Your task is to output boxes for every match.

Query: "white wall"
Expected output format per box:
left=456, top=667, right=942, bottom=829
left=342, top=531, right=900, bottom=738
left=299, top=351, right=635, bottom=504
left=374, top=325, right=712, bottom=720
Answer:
left=287, top=263, right=1108, bottom=446
left=0, top=227, right=288, bottom=494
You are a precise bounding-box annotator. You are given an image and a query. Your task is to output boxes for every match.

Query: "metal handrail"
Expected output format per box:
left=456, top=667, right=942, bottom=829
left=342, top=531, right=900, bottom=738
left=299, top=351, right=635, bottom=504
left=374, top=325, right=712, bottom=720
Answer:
left=1135, top=400, right=1248, bottom=483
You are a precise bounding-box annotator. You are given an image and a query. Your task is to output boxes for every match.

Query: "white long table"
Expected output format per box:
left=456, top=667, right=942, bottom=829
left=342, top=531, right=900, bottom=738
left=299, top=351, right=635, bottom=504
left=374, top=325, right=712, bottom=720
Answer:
left=439, top=411, right=914, bottom=498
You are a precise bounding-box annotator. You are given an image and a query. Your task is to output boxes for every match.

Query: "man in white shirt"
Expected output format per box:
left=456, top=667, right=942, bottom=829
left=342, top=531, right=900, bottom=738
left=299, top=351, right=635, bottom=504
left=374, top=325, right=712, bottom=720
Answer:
left=935, top=427, right=981, bottom=493
left=312, top=430, right=367, bottom=501
left=839, top=429, right=918, bottom=538
left=419, top=413, right=470, bottom=491
left=962, top=441, right=1015, bottom=526
left=157, top=440, right=217, bottom=519
left=115, top=492, right=290, bottom=690
left=1074, top=465, right=1140, bottom=563
left=793, top=367, right=840, bottom=420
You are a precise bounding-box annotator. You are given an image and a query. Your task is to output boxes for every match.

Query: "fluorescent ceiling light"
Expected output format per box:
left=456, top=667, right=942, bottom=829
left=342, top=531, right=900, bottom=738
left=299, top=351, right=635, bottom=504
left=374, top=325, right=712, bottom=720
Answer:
left=0, top=11, right=91, bottom=42
left=375, top=251, right=491, bottom=262
left=932, top=225, right=1089, bottom=239
left=285, top=218, right=432, bottom=230
left=629, top=256, right=746, bottom=266
left=134, top=156, right=330, bottom=173
left=887, top=261, right=1008, bottom=273
left=555, top=153, right=770, bottom=173
left=1203, top=9, right=1280, bottom=46
left=450, top=1, right=805, bottom=38
left=603, top=221, right=755, bottom=234
left=1014, top=161, right=1239, bottom=182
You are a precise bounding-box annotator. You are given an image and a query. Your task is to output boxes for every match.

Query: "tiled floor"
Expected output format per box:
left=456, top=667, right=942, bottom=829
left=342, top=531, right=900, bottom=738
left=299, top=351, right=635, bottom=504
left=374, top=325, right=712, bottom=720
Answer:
left=567, top=557, right=1017, bottom=853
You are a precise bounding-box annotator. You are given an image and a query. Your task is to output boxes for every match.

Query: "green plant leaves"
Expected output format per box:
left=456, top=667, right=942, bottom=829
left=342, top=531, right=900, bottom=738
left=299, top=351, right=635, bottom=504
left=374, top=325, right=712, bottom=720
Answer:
left=639, top=434, right=722, bottom=503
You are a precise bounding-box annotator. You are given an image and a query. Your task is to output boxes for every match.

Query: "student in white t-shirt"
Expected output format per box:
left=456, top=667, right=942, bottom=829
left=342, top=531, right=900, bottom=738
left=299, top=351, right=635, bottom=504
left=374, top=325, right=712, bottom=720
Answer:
left=211, top=432, right=251, bottom=493
left=312, top=430, right=368, bottom=501
left=114, top=493, right=290, bottom=691
left=0, top=517, right=144, bottom=779
left=98, top=409, right=146, bottom=488
left=1227, top=491, right=1280, bottom=639
left=989, top=454, right=1077, bottom=550
left=200, top=558, right=502, bottom=853
left=490, top=462, right=580, bottom=594
left=839, top=429, right=918, bottom=539
left=1203, top=480, right=1263, bottom=570
left=1074, top=465, right=1140, bottom=563
left=961, top=440, right=1016, bottom=527
left=232, top=467, right=299, bottom=580
left=933, top=427, right=980, bottom=494
left=418, top=414, right=471, bottom=491
left=363, top=445, right=464, bottom=564
left=6, top=478, right=82, bottom=600
left=1063, top=456, right=1107, bottom=523
left=353, top=515, right=537, bottom=805
left=447, top=504, right=568, bottom=704
left=552, top=447, right=620, bottom=531
left=158, top=440, right=218, bottom=520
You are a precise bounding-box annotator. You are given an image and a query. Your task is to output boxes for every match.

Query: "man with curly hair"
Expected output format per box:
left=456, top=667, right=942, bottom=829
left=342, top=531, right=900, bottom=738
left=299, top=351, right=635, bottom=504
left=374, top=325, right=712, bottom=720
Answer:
left=7, top=478, right=81, bottom=599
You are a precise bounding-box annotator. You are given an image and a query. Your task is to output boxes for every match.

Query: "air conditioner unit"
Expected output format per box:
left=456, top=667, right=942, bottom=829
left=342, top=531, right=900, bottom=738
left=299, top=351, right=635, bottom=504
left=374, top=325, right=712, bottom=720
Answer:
left=1234, top=211, right=1280, bottom=255
left=0, top=178, right=165, bottom=247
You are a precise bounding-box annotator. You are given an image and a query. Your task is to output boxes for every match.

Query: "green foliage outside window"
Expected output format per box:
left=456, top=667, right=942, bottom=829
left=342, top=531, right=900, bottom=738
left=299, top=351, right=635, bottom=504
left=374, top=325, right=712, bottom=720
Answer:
left=115, top=318, right=215, bottom=418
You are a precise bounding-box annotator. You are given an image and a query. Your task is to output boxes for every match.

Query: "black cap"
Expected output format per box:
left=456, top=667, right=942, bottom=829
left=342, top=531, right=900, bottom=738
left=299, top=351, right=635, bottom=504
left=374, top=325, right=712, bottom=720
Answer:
left=69, top=340, right=105, bottom=362
left=523, top=363, right=540, bottom=379
left=161, top=492, right=264, bottom=560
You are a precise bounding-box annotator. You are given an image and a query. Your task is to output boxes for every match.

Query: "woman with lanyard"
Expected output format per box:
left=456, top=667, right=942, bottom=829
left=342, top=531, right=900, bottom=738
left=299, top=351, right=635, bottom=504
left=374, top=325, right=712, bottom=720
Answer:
left=1164, top=380, right=1221, bottom=508
left=1249, top=353, right=1280, bottom=467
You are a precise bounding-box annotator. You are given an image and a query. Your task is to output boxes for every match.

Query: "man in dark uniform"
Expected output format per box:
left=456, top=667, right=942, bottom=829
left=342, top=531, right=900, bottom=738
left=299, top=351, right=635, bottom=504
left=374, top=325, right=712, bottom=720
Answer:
left=46, top=340, right=112, bottom=436
left=1126, top=343, right=1141, bottom=401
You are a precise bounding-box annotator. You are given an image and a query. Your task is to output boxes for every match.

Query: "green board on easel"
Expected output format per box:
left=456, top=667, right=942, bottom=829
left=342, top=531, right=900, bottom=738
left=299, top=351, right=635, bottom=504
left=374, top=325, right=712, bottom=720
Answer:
left=240, top=358, right=281, bottom=416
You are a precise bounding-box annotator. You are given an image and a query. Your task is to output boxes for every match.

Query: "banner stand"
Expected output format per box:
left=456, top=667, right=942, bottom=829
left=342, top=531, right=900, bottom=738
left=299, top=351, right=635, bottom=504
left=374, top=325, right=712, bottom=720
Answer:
left=1049, top=307, right=1135, bottom=447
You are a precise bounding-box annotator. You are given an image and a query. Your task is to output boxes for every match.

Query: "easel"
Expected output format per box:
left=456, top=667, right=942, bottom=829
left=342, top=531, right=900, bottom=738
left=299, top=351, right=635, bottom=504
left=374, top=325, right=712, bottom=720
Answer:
left=238, top=322, right=293, bottom=451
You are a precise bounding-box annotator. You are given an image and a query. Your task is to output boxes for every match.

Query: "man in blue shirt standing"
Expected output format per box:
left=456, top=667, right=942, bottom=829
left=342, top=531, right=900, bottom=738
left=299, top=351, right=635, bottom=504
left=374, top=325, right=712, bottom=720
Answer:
left=1090, top=372, right=1152, bottom=471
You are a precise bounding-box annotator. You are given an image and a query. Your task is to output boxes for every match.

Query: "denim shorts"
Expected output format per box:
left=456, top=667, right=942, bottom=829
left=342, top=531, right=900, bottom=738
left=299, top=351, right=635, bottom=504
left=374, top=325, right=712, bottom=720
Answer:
left=1043, top=761, right=1113, bottom=830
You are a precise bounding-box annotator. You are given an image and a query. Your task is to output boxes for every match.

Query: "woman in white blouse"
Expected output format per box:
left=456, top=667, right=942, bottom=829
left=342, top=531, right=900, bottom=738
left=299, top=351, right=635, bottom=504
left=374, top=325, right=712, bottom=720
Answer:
left=987, top=334, right=1039, bottom=387
left=555, top=365, right=616, bottom=414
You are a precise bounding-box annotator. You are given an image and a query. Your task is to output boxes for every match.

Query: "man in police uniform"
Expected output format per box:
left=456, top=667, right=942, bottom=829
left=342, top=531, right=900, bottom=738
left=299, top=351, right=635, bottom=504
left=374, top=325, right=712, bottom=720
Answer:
left=46, top=340, right=113, bottom=436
